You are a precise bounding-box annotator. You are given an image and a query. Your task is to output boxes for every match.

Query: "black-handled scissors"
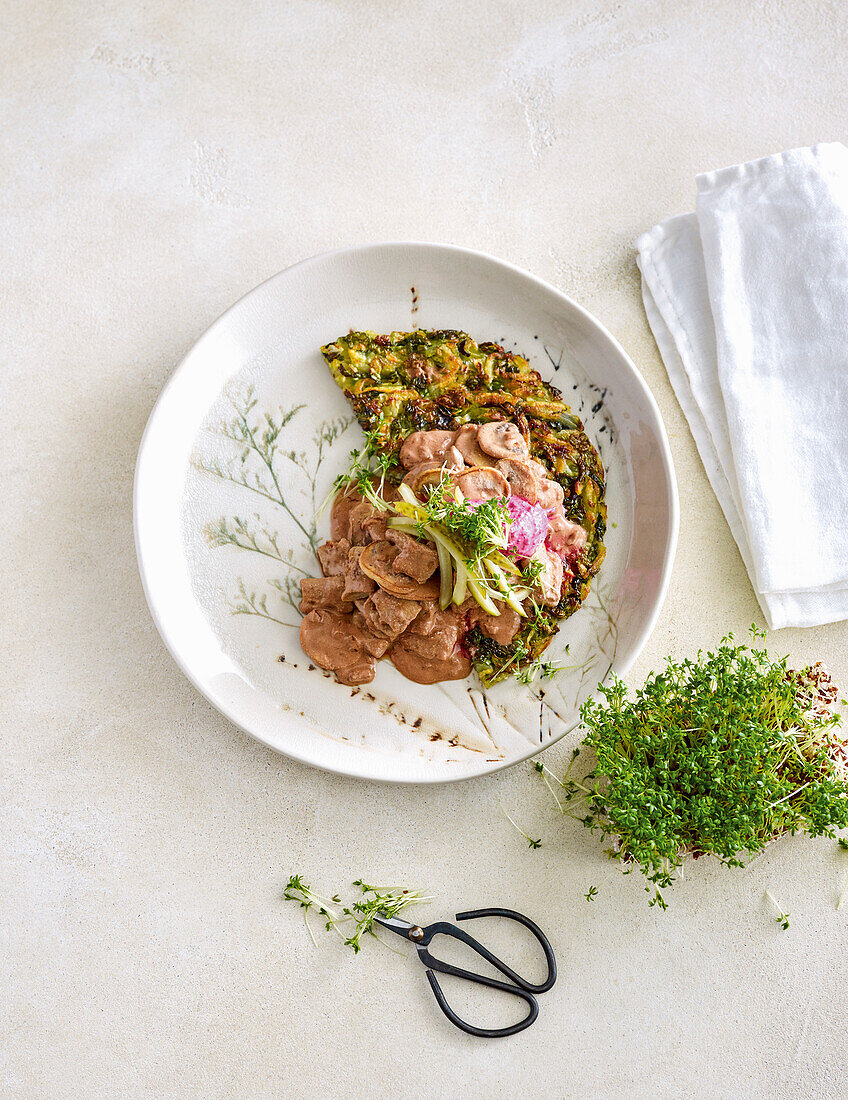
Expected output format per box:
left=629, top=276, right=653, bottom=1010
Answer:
left=373, top=906, right=556, bottom=1038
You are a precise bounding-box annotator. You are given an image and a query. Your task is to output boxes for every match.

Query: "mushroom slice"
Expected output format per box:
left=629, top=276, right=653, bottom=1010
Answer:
left=401, top=461, right=450, bottom=497
left=299, top=610, right=377, bottom=686
left=454, top=466, right=510, bottom=501
left=399, top=429, right=455, bottom=470
left=477, top=421, right=529, bottom=460
left=359, top=541, right=441, bottom=599
left=452, top=424, right=491, bottom=468
left=497, top=458, right=538, bottom=504
left=445, top=445, right=465, bottom=470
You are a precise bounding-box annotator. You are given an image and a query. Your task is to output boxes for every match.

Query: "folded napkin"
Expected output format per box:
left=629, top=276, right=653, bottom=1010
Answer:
left=637, top=143, right=848, bottom=629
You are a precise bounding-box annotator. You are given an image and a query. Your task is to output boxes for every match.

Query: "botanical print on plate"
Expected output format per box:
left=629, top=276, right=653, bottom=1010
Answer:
left=194, top=385, right=353, bottom=625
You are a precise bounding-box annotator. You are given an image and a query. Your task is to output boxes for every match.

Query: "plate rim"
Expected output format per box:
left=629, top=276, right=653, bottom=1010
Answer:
left=134, top=240, right=680, bottom=784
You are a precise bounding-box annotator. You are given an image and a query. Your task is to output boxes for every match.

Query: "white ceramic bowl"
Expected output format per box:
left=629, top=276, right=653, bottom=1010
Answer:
left=134, top=243, right=678, bottom=783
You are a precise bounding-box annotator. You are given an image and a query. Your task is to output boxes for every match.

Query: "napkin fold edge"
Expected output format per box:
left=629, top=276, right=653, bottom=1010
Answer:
left=637, top=214, right=848, bottom=631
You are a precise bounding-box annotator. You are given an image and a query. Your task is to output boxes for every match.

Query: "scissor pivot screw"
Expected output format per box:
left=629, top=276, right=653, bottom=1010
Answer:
left=408, top=926, right=424, bottom=942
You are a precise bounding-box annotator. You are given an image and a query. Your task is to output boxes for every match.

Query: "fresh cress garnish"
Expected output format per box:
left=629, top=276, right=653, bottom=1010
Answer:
left=284, top=875, right=433, bottom=953
left=331, top=431, right=394, bottom=513
left=532, top=630, right=847, bottom=908
left=501, top=805, right=543, bottom=849
left=574, top=629, right=847, bottom=908
left=765, top=890, right=790, bottom=931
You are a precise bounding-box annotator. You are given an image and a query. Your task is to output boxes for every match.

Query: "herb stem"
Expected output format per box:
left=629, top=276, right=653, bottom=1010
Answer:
left=501, top=805, right=542, bottom=849
left=238, top=411, right=316, bottom=549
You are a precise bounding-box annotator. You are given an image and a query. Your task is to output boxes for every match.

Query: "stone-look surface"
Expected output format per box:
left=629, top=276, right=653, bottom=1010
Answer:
left=3, top=2, right=848, bottom=1097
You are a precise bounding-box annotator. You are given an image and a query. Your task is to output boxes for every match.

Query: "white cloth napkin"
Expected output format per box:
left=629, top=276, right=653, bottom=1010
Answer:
left=637, top=143, right=848, bottom=630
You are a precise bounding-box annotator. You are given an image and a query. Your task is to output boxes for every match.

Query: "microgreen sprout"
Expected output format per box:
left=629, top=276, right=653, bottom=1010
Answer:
left=284, top=875, right=433, bottom=954
left=521, top=558, right=544, bottom=587
left=516, top=657, right=564, bottom=685
left=532, top=749, right=595, bottom=821
left=332, top=432, right=394, bottom=513
left=584, top=886, right=598, bottom=902
left=765, top=891, right=790, bottom=930
left=577, top=630, right=848, bottom=908
left=283, top=874, right=344, bottom=948
left=501, top=805, right=542, bottom=848
left=533, top=759, right=564, bottom=812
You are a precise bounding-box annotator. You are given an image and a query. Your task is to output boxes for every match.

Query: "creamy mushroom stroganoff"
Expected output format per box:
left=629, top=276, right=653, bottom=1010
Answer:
left=298, top=330, right=606, bottom=689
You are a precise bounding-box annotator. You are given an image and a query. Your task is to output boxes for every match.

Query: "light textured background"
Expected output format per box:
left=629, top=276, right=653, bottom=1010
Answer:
left=4, top=2, right=848, bottom=1097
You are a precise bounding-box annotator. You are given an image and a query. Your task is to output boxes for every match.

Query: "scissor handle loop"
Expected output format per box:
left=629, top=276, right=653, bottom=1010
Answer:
left=454, top=908, right=557, bottom=993
left=416, top=908, right=557, bottom=1038
left=424, top=969, right=538, bottom=1039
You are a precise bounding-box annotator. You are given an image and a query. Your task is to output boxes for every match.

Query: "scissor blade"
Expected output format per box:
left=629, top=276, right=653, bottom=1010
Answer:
left=373, top=915, right=415, bottom=938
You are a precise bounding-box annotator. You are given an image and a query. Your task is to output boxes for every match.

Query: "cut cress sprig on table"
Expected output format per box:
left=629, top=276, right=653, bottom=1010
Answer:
left=500, top=806, right=543, bottom=849
left=765, top=890, right=790, bottom=931
left=548, top=629, right=848, bottom=909
left=283, top=875, right=433, bottom=953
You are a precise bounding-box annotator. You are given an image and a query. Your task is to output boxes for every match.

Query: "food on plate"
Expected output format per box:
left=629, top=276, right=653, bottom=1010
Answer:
left=298, top=329, right=606, bottom=688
